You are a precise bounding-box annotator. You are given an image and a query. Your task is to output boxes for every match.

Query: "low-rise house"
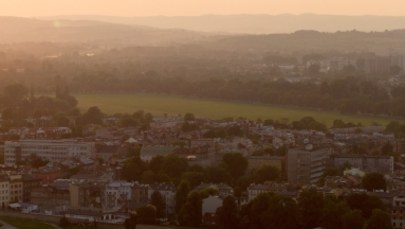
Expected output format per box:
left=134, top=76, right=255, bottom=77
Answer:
left=248, top=156, right=283, bottom=171
left=247, top=182, right=291, bottom=202
left=22, top=174, right=41, bottom=202
left=193, top=183, right=234, bottom=198
left=31, top=183, right=70, bottom=213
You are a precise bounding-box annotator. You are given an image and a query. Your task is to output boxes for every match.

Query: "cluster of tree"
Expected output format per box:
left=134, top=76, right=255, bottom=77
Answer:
left=122, top=151, right=277, bottom=188
left=386, top=121, right=405, bottom=138
left=362, top=172, right=387, bottom=192
left=215, top=189, right=391, bottom=229
left=0, top=83, right=78, bottom=129
left=332, top=119, right=361, bottom=129
left=0, top=83, right=157, bottom=139
left=121, top=149, right=283, bottom=225
left=252, top=145, right=288, bottom=157
left=19, top=153, right=49, bottom=168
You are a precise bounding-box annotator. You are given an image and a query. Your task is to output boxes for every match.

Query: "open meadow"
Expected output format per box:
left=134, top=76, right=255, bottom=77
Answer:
left=75, top=94, right=403, bottom=127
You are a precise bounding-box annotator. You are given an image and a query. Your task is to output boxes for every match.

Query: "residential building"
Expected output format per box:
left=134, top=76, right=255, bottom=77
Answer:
left=332, top=154, right=394, bottom=174
left=287, top=148, right=331, bottom=185
left=247, top=182, right=288, bottom=202
left=103, top=181, right=133, bottom=211
left=9, top=174, right=23, bottom=203
left=4, top=140, right=96, bottom=166
left=0, top=176, right=9, bottom=208
left=69, top=181, right=105, bottom=210
left=30, top=179, right=70, bottom=213
left=392, top=195, right=405, bottom=229
left=22, top=174, right=41, bottom=202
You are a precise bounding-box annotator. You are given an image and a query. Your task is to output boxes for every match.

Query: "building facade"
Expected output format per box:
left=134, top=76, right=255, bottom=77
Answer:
left=333, top=154, right=394, bottom=174
left=392, top=195, right=405, bottom=229
left=4, top=140, right=96, bottom=166
left=0, top=176, right=9, bottom=208
left=287, top=148, right=331, bottom=185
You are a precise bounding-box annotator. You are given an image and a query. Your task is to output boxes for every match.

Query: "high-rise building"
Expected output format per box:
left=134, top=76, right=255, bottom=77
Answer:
left=287, top=148, right=332, bottom=186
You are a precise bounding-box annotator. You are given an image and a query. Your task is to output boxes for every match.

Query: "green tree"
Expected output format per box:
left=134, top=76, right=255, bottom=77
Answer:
left=292, top=116, right=327, bottom=132
left=253, top=165, right=280, bottom=183
left=342, top=209, right=365, bottom=229
left=162, top=155, right=188, bottom=181
left=179, top=192, right=202, bottom=227
left=346, top=193, right=384, bottom=218
left=216, top=196, right=239, bottom=229
left=184, top=113, right=195, bottom=122
left=298, top=188, right=324, bottom=229
left=381, top=142, right=394, bottom=155
left=175, top=181, right=190, bottom=214
left=364, top=209, right=392, bottom=229
left=241, top=193, right=299, bottom=229
left=136, top=205, right=156, bottom=225
left=181, top=172, right=205, bottom=189
left=121, top=155, right=146, bottom=181
left=82, top=106, right=103, bottom=125
left=125, top=212, right=137, bottom=229
left=151, top=191, right=166, bottom=218
left=221, top=153, right=248, bottom=178
left=205, top=166, right=231, bottom=184
left=362, top=172, right=386, bottom=191
left=320, top=199, right=350, bottom=229
left=149, top=156, right=165, bottom=174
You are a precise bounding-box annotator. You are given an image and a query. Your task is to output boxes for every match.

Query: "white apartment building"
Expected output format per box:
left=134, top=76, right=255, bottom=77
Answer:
left=0, top=176, right=9, bottom=208
left=103, top=181, right=133, bottom=211
left=393, top=196, right=405, bottom=229
left=4, top=140, right=96, bottom=166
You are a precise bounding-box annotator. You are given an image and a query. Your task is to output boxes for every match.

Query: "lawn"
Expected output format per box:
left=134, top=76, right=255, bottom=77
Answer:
left=75, top=93, right=403, bottom=127
left=0, top=215, right=56, bottom=229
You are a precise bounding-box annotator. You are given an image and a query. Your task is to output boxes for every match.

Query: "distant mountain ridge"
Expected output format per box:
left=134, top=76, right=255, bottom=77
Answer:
left=0, top=16, right=210, bottom=45
left=45, top=14, right=405, bottom=34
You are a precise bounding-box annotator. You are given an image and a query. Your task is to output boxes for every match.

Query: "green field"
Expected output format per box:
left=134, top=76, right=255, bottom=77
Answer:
left=75, top=93, right=403, bottom=127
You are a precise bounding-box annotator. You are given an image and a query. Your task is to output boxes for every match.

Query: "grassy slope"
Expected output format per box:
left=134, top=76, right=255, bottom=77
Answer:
left=75, top=93, right=402, bottom=127
left=0, top=216, right=56, bottom=229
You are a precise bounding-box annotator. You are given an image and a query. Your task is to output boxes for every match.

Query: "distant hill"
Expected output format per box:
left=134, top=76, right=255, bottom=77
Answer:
left=0, top=16, right=210, bottom=45
left=46, top=14, right=405, bottom=34
left=203, top=30, right=405, bottom=54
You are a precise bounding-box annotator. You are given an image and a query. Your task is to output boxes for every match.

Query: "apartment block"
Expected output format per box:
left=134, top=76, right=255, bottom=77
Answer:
left=4, top=140, right=95, bottom=166
left=287, top=148, right=332, bottom=185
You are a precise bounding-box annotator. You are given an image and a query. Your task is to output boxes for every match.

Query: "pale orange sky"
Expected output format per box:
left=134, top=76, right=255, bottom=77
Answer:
left=1, top=0, right=405, bottom=17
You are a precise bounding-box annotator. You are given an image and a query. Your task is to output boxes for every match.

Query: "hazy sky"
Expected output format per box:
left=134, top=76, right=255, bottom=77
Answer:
left=1, top=0, right=405, bottom=17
